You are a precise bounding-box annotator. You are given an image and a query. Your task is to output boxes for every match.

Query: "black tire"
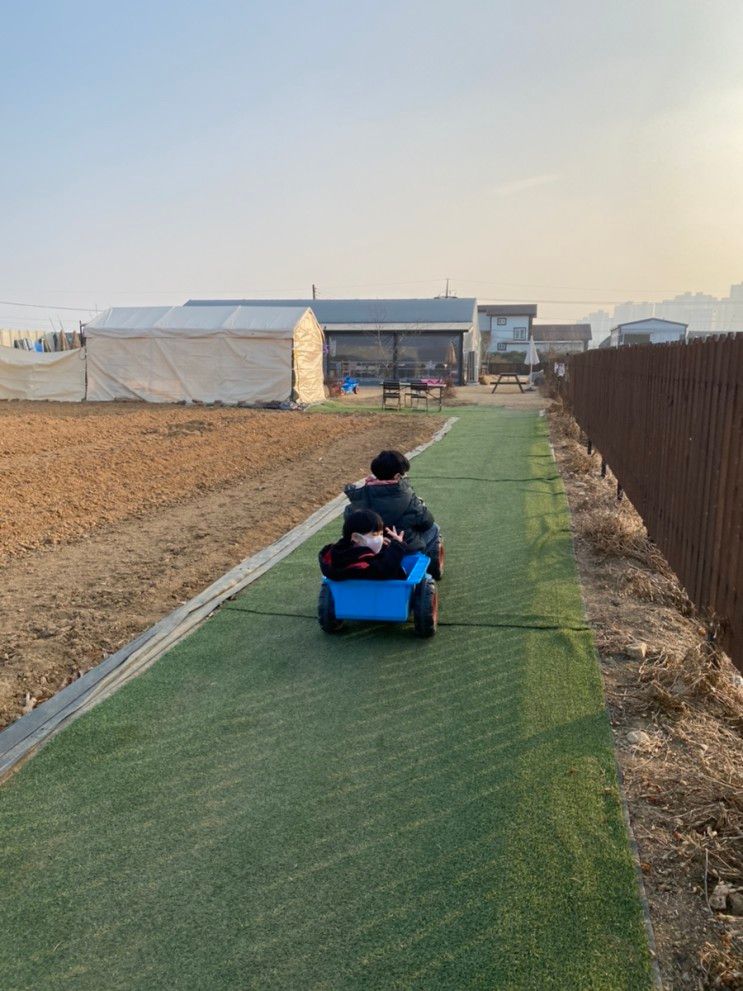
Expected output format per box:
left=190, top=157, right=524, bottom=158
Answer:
left=427, top=539, right=445, bottom=581
left=318, top=585, right=343, bottom=633
left=413, top=577, right=438, bottom=638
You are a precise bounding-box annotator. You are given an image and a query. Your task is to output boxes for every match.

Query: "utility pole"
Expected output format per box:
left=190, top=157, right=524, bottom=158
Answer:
left=312, top=283, right=317, bottom=299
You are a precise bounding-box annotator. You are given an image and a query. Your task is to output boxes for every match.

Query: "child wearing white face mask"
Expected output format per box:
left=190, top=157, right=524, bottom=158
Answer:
left=319, top=509, right=412, bottom=581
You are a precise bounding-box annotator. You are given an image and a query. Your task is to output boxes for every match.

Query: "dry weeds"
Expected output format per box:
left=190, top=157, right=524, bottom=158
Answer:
left=579, top=504, right=674, bottom=578
left=700, top=938, right=743, bottom=990
left=622, top=568, right=694, bottom=614
left=561, top=445, right=595, bottom=475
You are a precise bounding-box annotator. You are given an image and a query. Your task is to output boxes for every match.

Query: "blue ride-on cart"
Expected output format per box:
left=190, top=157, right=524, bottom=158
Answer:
left=318, top=553, right=438, bottom=638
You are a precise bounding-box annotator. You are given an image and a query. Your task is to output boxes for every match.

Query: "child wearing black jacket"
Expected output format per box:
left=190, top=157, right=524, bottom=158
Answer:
left=319, top=510, right=412, bottom=581
left=343, top=450, right=443, bottom=578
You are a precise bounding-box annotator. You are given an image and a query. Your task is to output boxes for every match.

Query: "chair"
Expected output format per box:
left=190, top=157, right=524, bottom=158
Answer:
left=408, top=380, right=430, bottom=410
left=382, top=380, right=402, bottom=410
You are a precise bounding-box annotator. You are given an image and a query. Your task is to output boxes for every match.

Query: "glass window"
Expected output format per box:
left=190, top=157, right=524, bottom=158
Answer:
left=513, top=327, right=527, bottom=341
left=497, top=317, right=507, bottom=325
left=326, top=332, right=462, bottom=383
left=397, top=333, right=459, bottom=382
left=496, top=342, right=507, bottom=351
left=326, top=332, right=395, bottom=383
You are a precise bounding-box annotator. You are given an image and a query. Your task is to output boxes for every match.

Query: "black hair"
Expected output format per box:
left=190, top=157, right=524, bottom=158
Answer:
left=370, top=449, right=410, bottom=481
left=343, top=509, right=384, bottom=541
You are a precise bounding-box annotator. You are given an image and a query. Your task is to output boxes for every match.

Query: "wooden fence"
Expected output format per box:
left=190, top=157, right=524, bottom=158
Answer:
left=567, top=337, right=743, bottom=672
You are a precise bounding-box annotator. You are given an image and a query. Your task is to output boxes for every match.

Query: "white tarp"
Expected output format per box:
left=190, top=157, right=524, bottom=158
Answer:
left=0, top=347, right=86, bottom=401
left=85, top=306, right=326, bottom=405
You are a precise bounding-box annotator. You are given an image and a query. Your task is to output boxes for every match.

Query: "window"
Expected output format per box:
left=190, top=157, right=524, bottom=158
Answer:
left=397, top=333, right=460, bottom=381
left=326, top=332, right=395, bottom=382
left=496, top=342, right=507, bottom=351
left=326, top=332, right=462, bottom=384
left=496, top=317, right=507, bottom=325
left=513, top=326, right=527, bottom=341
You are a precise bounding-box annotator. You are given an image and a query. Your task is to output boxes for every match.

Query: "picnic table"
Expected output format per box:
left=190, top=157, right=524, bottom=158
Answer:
left=415, top=379, right=445, bottom=409
left=491, top=372, right=525, bottom=394
left=405, top=379, right=444, bottom=411
left=382, top=379, right=445, bottom=411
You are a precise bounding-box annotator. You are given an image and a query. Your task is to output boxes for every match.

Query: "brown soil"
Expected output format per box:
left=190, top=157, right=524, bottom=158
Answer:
left=550, top=402, right=743, bottom=991
left=0, top=402, right=442, bottom=729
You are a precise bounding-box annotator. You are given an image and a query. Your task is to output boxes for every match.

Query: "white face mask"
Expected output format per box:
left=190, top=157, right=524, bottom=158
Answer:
left=357, top=533, right=384, bottom=554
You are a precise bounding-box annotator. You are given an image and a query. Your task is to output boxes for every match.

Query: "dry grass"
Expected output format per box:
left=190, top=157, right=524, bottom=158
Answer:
left=640, top=642, right=743, bottom=733
left=549, top=400, right=582, bottom=441
left=622, top=568, right=694, bottom=614
left=699, top=938, right=743, bottom=990
left=561, top=446, right=595, bottom=475
left=579, top=506, right=674, bottom=578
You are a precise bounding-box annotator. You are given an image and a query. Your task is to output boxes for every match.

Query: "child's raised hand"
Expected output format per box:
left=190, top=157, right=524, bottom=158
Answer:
left=385, top=525, right=404, bottom=543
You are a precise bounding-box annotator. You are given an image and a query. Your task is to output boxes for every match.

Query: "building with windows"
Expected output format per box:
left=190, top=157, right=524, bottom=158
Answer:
left=478, top=304, right=538, bottom=356
left=531, top=323, right=591, bottom=354
left=607, top=317, right=688, bottom=347
left=186, top=297, right=480, bottom=385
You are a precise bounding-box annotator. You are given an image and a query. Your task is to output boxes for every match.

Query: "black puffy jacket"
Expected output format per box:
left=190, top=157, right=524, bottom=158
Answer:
left=343, top=477, right=434, bottom=551
left=319, top=536, right=410, bottom=581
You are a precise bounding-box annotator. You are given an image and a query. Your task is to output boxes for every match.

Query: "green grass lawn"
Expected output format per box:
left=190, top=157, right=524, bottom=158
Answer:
left=0, top=408, right=653, bottom=990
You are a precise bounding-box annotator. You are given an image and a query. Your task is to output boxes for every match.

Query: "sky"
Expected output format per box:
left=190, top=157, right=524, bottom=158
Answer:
left=3, top=0, right=743, bottom=331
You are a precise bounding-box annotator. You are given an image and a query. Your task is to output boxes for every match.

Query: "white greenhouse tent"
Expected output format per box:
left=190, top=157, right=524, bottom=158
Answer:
left=85, top=305, right=326, bottom=405
left=0, top=348, right=86, bottom=402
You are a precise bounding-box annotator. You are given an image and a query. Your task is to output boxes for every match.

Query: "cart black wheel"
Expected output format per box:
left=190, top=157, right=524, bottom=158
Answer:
left=413, top=577, right=438, bottom=638
left=427, top=539, right=445, bottom=581
left=318, top=585, right=343, bottom=633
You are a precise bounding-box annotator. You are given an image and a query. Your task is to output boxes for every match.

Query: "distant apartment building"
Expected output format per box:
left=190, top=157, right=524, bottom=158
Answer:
left=580, top=283, right=743, bottom=341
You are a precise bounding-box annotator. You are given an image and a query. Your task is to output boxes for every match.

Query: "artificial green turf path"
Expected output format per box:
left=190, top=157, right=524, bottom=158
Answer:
left=0, top=409, right=652, bottom=990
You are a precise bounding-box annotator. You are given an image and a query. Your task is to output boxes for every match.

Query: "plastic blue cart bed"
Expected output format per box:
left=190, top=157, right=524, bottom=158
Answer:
left=318, top=553, right=438, bottom=637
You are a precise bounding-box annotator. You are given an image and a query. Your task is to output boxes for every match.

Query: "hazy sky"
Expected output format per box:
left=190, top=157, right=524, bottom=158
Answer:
left=3, top=0, right=743, bottom=330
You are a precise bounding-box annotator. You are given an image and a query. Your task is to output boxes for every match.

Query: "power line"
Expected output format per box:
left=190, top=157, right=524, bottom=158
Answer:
left=0, top=298, right=98, bottom=312
left=1, top=278, right=740, bottom=314
left=0, top=279, right=445, bottom=297
left=0, top=279, right=446, bottom=297
left=456, top=278, right=710, bottom=295
left=479, top=296, right=634, bottom=305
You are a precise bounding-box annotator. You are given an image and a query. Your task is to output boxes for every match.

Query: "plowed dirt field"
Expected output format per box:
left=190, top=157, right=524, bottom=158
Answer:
left=0, top=402, right=442, bottom=728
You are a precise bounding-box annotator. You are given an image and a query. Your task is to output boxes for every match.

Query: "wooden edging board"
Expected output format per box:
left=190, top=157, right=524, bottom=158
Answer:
left=0, top=416, right=458, bottom=781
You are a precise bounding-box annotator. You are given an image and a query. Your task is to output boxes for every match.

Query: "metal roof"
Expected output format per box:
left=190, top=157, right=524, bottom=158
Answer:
left=532, top=323, right=592, bottom=342
left=477, top=304, right=538, bottom=317
left=186, top=297, right=477, bottom=327
left=86, top=305, right=312, bottom=337
left=614, top=317, right=688, bottom=330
